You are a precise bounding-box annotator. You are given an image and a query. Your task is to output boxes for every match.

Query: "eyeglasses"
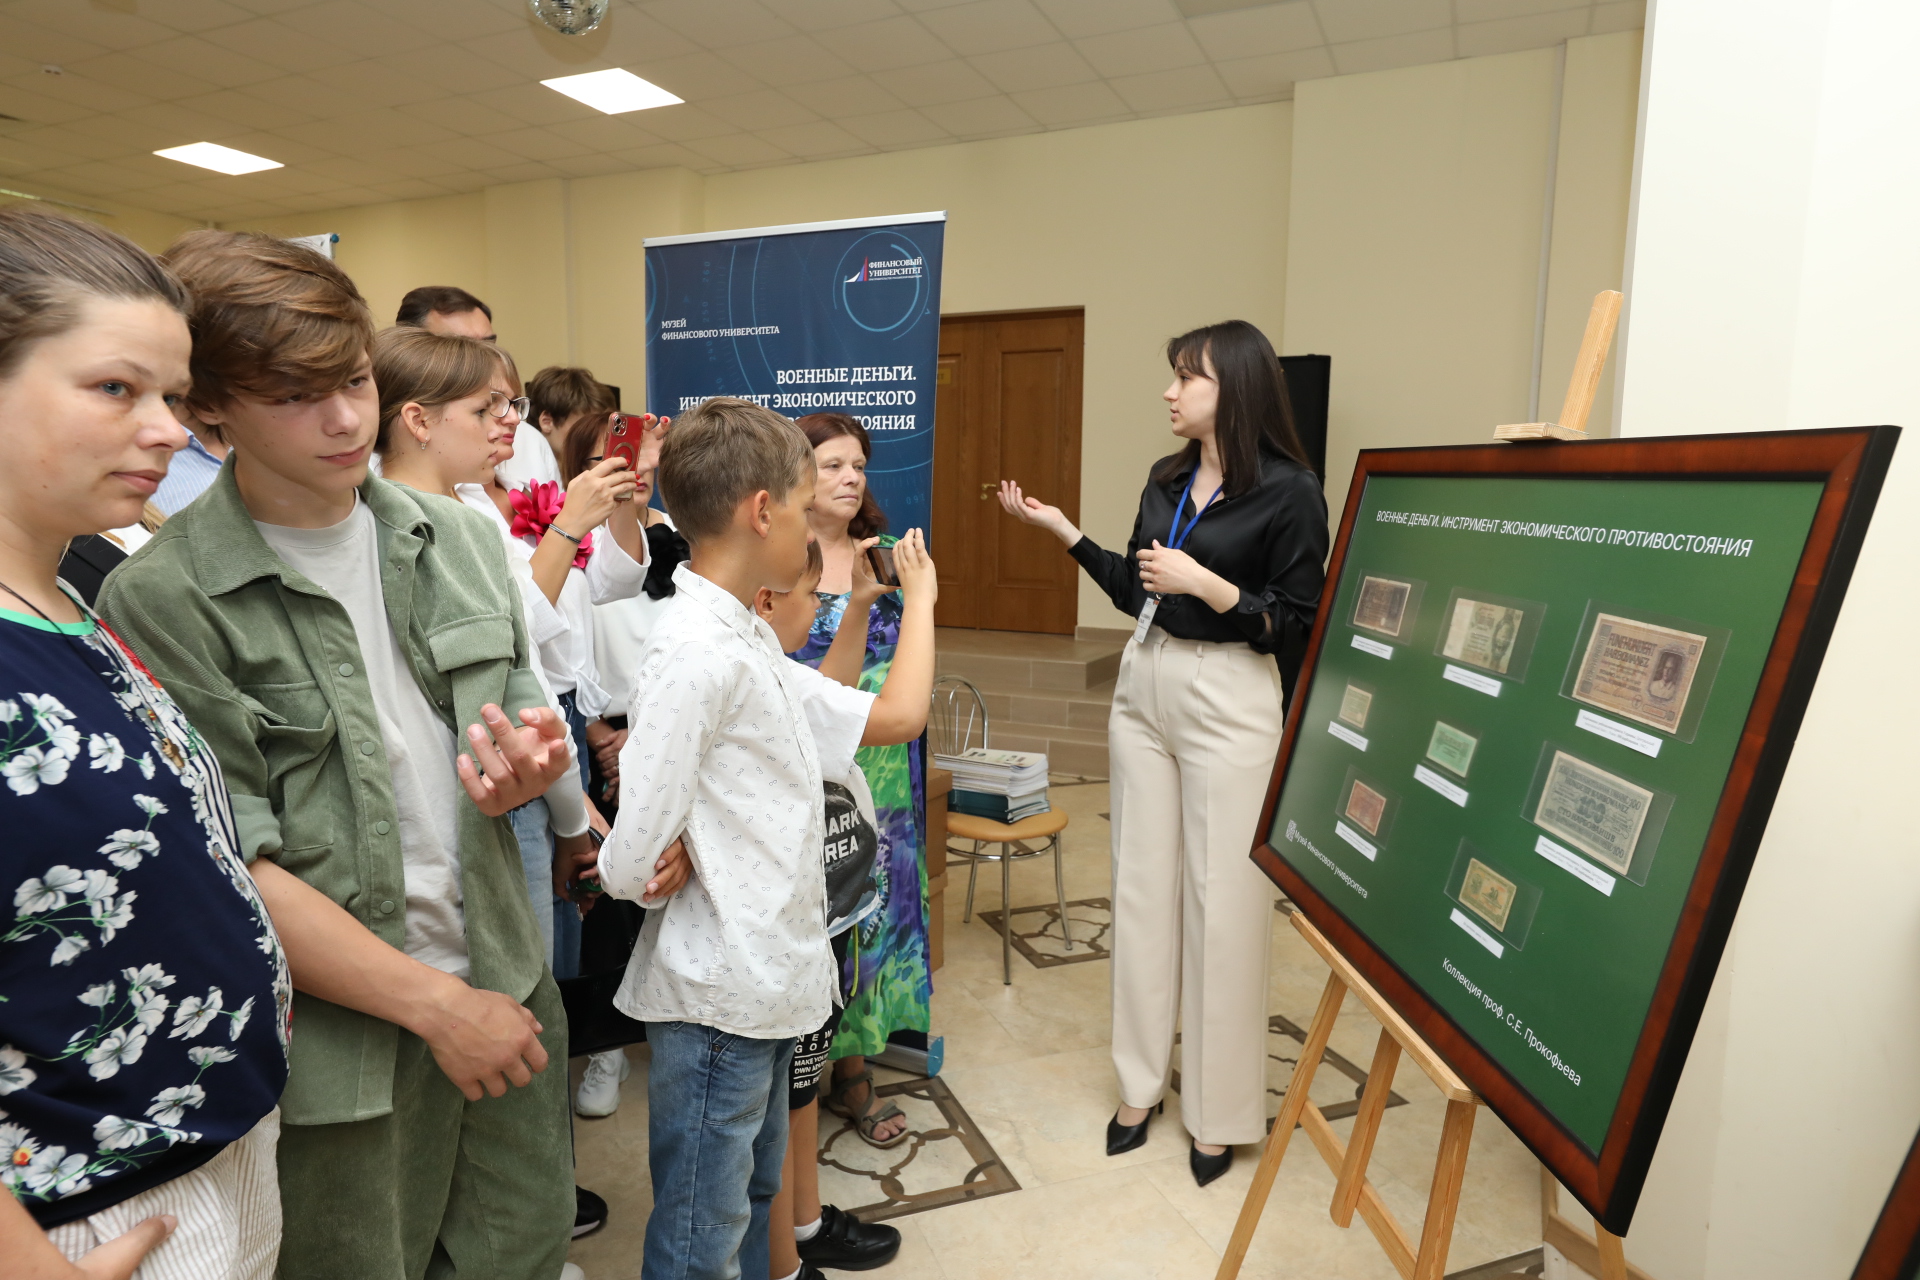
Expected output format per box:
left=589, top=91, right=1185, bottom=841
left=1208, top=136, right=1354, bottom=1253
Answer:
left=488, top=393, right=531, bottom=421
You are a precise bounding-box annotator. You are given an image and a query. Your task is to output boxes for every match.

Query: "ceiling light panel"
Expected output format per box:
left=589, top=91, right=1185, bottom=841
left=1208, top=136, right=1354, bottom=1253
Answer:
left=153, top=141, right=282, bottom=174
left=541, top=69, right=684, bottom=115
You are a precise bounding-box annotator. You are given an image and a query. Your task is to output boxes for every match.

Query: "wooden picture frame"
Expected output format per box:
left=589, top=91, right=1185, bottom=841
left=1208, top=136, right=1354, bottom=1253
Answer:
left=1853, top=1127, right=1920, bottom=1280
left=1251, top=426, right=1899, bottom=1233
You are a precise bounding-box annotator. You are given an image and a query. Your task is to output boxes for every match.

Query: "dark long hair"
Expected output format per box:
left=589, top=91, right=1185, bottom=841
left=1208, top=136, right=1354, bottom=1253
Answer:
left=795, top=412, right=888, bottom=539
left=1152, top=320, right=1309, bottom=498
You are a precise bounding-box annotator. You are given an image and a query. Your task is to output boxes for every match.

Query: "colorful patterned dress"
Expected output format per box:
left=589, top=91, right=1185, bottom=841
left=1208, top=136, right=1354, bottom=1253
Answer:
left=790, top=552, right=932, bottom=1058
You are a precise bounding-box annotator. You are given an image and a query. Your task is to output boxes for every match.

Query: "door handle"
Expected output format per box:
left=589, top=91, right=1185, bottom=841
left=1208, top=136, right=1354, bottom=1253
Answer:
left=979, top=482, right=995, bottom=501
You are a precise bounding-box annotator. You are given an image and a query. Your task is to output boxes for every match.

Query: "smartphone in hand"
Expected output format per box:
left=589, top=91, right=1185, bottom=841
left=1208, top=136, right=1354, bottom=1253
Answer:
left=867, top=544, right=899, bottom=587
left=606, top=413, right=643, bottom=473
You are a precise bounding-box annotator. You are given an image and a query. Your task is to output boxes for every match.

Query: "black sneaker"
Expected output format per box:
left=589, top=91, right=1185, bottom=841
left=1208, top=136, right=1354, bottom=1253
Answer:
left=573, top=1186, right=607, bottom=1239
left=795, top=1203, right=901, bottom=1271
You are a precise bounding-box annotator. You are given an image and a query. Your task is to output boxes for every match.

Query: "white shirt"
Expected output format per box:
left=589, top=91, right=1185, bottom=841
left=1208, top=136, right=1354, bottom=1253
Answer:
left=255, top=500, right=470, bottom=978
left=493, top=422, right=562, bottom=490
left=593, top=514, right=677, bottom=719
left=599, top=565, right=873, bottom=1038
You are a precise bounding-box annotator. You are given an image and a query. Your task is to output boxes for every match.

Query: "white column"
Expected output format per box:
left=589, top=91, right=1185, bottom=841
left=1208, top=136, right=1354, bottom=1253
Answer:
left=1615, top=1, right=1920, bottom=1277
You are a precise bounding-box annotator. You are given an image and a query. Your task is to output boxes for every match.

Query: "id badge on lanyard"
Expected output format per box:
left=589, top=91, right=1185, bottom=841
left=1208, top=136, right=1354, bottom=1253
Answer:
left=1128, top=472, right=1222, bottom=646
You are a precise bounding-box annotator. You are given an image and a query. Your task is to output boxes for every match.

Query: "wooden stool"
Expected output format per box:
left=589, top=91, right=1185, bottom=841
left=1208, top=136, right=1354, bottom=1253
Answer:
left=947, top=808, right=1071, bottom=984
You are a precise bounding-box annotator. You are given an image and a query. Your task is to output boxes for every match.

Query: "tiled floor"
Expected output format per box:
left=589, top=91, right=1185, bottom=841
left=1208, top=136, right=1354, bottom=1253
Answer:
left=568, top=776, right=1546, bottom=1279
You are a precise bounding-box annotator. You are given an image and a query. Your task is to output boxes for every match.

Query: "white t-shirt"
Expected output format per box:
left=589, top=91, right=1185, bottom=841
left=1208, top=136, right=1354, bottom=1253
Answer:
left=255, top=500, right=470, bottom=978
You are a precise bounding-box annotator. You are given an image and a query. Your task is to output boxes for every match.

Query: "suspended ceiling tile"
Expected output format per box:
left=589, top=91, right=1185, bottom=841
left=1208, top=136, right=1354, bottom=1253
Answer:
left=478, top=160, right=567, bottom=184
left=814, top=15, right=956, bottom=72
left=1187, top=3, right=1325, bottom=60
left=464, top=81, right=598, bottom=128
left=0, top=15, right=114, bottom=66
left=641, top=0, right=799, bottom=49
left=1456, top=0, right=1589, bottom=20
left=544, top=114, right=670, bottom=153
left=627, top=50, right=767, bottom=101
left=755, top=118, right=869, bottom=157
left=1007, top=79, right=1132, bottom=125
left=612, top=102, right=739, bottom=143
left=389, top=0, right=531, bottom=40
left=1310, top=0, right=1451, bottom=44
left=7, top=1, right=183, bottom=51
left=1455, top=8, right=1592, bottom=58
left=784, top=74, right=907, bottom=118
left=833, top=106, right=951, bottom=147
left=781, top=0, right=910, bottom=31
left=373, top=146, right=477, bottom=180
left=606, top=141, right=714, bottom=171
left=289, top=110, right=460, bottom=152
left=1032, top=0, right=1182, bottom=40
left=1074, top=22, right=1207, bottom=77
left=916, top=93, right=1040, bottom=138
left=457, top=26, right=582, bottom=75
left=0, top=50, right=41, bottom=82
left=1590, top=2, right=1645, bottom=34
left=5, top=69, right=155, bottom=115
left=222, top=0, right=318, bottom=15
left=364, top=177, right=460, bottom=200
left=201, top=18, right=365, bottom=72
left=3, top=123, right=131, bottom=163
left=699, top=88, right=822, bottom=131
left=969, top=42, right=1098, bottom=92
left=0, top=83, right=96, bottom=127
left=867, top=56, right=999, bottom=105
left=485, top=125, right=597, bottom=162
left=399, top=94, right=529, bottom=139
left=420, top=135, right=529, bottom=171
left=684, top=131, right=794, bottom=166
left=1213, top=45, right=1335, bottom=97
left=172, top=88, right=317, bottom=131
left=917, top=0, right=1061, bottom=57
left=305, top=61, right=450, bottom=110
left=720, top=34, right=859, bottom=87
left=62, top=53, right=218, bottom=103
left=275, top=1, right=447, bottom=58
left=1330, top=26, right=1458, bottom=74
left=1106, top=62, right=1232, bottom=112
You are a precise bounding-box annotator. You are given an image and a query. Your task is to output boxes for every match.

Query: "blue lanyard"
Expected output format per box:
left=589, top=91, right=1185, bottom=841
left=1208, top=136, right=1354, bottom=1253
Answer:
left=1165, top=472, right=1223, bottom=552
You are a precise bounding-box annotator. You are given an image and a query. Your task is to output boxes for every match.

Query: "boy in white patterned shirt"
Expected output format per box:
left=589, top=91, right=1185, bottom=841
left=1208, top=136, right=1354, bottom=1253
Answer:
left=595, top=398, right=932, bottom=1280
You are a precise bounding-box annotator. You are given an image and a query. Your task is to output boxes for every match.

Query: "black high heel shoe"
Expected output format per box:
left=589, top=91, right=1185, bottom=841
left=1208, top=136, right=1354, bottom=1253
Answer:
left=1106, top=1101, right=1163, bottom=1156
left=1190, top=1141, right=1233, bottom=1187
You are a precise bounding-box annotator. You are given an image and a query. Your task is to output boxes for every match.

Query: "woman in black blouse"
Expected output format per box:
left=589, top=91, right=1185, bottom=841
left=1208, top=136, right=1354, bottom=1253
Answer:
left=999, top=319, right=1326, bottom=1187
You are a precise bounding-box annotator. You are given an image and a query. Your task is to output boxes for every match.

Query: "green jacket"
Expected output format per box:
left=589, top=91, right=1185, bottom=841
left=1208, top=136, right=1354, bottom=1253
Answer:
left=98, top=462, right=552, bottom=1127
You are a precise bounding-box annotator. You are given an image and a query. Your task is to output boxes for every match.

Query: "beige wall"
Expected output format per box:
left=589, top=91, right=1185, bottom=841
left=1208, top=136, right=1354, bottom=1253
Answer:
left=0, top=184, right=199, bottom=254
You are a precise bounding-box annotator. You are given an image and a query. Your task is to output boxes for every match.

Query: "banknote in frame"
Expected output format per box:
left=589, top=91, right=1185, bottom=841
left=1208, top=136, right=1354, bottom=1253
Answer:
left=1458, top=857, right=1518, bottom=933
left=1572, top=612, right=1710, bottom=734
left=1345, top=779, right=1387, bottom=836
left=1534, top=750, right=1654, bottom=875
left=1338, top=684, right=1374, bottom=730
left=1425, top=721, right=1478, bottom=777
left=1352, top=576, right=1413, bottom=638
left=1441, top=597, right=1525, bottom=675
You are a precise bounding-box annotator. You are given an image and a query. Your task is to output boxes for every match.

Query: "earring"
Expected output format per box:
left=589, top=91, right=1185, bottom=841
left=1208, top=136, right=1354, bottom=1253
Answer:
left=419, top=436, right=429, bottom=450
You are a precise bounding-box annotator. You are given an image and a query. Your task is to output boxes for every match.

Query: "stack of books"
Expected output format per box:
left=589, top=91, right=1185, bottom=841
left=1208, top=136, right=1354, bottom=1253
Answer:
left=935, top=747, right=1051, bottom=823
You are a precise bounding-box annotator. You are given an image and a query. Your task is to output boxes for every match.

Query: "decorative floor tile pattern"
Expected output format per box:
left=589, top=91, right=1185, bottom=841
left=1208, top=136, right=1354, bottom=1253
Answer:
left=973, top=897, right=1113, bottom=969
left=1171, top=1012, right=1409, bottom=1127
left=1446, top=1248, right=1546, bottom=1278
left=817, top=1074, right=1021, bottom=1223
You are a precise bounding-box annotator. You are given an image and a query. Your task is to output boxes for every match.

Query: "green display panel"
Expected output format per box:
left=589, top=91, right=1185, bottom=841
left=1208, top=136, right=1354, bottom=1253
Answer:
left=1271, top=474, right=1818, bottom=1149
left=1250, top=428, right=1897, bottom=1233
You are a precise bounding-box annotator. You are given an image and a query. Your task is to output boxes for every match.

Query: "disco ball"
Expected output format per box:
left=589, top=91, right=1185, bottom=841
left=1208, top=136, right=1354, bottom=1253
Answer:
left=528, top=0, right=608, bottom=36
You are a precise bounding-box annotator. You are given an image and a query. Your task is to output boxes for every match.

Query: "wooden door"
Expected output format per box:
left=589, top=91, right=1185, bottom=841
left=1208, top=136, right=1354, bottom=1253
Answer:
left=931, top=309, right=1084, bottom=634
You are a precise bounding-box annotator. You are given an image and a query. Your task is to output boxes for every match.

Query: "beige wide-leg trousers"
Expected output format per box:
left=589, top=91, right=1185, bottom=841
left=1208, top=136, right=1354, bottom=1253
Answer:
left=1109, top=629, right=1285, bottom=1147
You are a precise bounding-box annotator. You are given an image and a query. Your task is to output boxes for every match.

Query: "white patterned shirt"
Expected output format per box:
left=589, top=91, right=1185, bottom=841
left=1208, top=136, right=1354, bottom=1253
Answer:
left=599, top=565, right=872, bottom=1038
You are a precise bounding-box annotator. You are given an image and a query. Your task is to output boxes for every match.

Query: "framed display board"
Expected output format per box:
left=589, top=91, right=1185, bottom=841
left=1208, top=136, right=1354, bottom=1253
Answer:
left=1252, top=426, right=1898, bottom=1233
left=1853, top=1126, right=1920, bottom=1280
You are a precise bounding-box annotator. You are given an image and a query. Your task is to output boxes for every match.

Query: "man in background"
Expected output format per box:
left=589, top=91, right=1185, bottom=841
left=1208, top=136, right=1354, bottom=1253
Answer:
left=397, top=285, right=559, bottom=487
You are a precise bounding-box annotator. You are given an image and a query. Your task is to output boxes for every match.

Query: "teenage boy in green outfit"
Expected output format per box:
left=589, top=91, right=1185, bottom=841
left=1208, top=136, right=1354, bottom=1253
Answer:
left=98, top=231, right=597, bottom=1280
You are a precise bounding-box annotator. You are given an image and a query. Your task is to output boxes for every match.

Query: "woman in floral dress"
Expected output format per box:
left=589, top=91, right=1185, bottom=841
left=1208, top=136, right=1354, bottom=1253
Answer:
left=0, top=207, right=290, bottom=1276
left=789, top=413, right=930, bottom=1148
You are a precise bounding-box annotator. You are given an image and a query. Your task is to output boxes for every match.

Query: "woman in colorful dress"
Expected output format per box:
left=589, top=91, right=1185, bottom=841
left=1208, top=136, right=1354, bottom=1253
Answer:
left=0, top=207, right=291, bottom=1276
left=789, top=413, right=928, bottom=1148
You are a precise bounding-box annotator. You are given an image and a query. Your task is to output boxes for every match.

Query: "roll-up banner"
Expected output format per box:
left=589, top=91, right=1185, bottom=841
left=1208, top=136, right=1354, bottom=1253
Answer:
left=644, top=212, right=947, bottom=536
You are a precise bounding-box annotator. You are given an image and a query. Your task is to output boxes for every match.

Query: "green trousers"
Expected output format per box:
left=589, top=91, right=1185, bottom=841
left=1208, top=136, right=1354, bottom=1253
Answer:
left=276, top=975, right=573, bottom=1280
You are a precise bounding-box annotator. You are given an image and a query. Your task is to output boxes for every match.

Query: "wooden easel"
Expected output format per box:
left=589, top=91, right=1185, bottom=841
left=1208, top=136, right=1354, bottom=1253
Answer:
left=1495, top=289, right=1623, bottom=441
left=1216, top=910, right=1635, bottom=1280
left=1542, top=1167, right=1642, bottom=1280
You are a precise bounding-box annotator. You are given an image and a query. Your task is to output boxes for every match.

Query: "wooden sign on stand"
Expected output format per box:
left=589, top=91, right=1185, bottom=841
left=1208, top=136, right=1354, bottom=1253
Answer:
left=1494, top=289, right=1622, bottom=442
left=1215, top=908, right=1633, bottom=1280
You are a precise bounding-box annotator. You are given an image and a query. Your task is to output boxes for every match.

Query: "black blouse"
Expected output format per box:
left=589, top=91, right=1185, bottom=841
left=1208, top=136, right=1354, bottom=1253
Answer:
left=1072, top=450, right=1328, bottom=680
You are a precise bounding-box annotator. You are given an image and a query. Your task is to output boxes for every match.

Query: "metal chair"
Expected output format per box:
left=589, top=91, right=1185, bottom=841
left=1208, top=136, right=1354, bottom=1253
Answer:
left=929, top=676, right=1073, bottom=984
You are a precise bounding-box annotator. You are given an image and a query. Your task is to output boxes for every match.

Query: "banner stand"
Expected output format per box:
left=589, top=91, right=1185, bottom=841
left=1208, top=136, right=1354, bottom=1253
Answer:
left=1218, top=907, right=1481, bottom=1280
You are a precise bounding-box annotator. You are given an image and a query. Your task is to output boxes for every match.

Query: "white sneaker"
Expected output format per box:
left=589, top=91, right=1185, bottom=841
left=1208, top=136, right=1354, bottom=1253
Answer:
left=560, top=1264, right=586, bottom=1280
left=574, top=1049, right=631, bottom=1117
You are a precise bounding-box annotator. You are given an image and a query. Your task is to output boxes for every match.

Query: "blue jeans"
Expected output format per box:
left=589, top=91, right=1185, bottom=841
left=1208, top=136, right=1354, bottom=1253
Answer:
left=642, top=1022, right=794, bottom=1280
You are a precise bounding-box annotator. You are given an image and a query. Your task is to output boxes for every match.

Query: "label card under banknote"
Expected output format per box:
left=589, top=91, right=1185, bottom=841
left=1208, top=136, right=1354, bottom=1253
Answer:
left=1414, top=764, right=1469, bottom=807
left=1442, top=597, right=1525, bottom=675
left=1572, top=612, right=1709, bottom=735
left=1352, top=634, right=1394, bottom=660
left=1328, top=721, right=1368, bottom=751
left=1352, top=575, right=1413, bottom=638
left=1575, top=709, right=1662, bottom=758
left=1443, top=664, right=1502, bottom=696
left=1535, top=834, right=1617, bottom=895
left=1534, top=750, right=1653, bottom=875
left=1449, top=907, right=1505, bottom=958
left=1335, top=821, right=1378, bottom=860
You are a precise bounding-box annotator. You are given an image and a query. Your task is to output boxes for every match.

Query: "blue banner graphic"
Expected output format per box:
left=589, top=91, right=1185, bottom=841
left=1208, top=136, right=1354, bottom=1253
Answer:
left=644, top=212, right=946, bottom=536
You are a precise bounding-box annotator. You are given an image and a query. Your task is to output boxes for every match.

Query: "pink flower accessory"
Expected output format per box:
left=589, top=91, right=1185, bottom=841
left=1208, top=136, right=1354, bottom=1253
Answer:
left=508, top=481, right=593, bottom=569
